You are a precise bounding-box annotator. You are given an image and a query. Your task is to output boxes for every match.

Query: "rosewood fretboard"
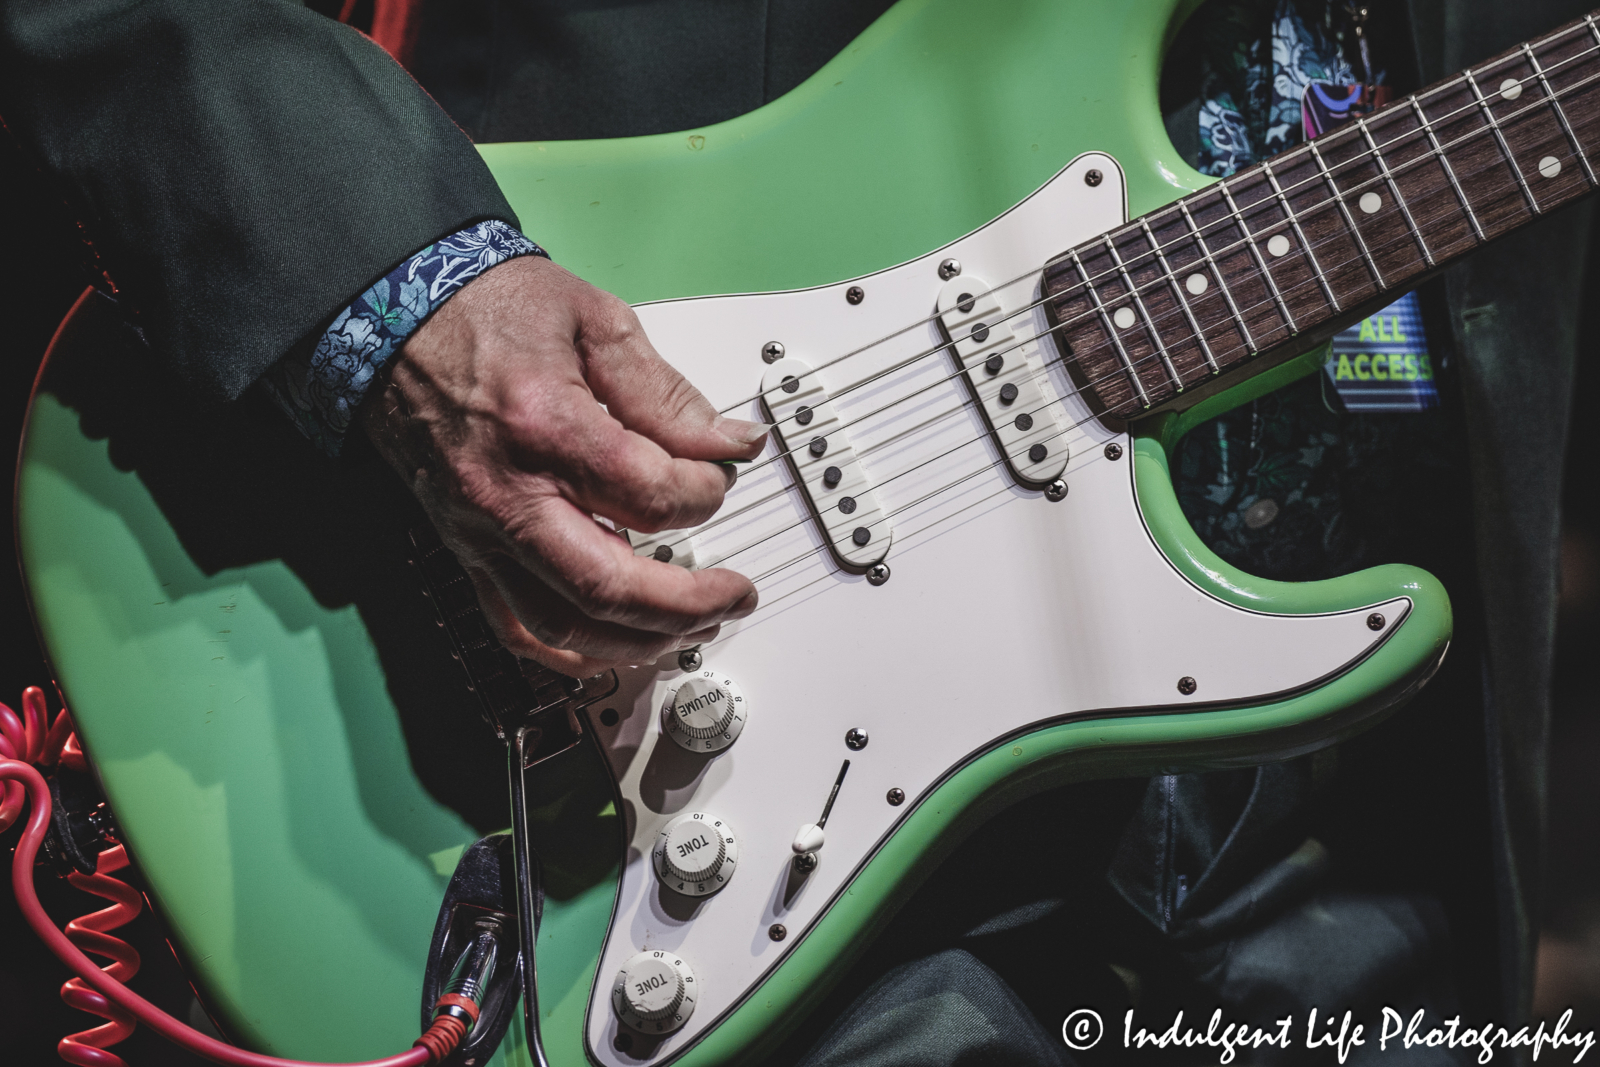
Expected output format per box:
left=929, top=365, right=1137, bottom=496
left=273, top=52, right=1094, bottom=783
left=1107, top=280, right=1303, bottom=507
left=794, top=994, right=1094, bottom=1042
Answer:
left=1043, top=11, right=1600, bottom=419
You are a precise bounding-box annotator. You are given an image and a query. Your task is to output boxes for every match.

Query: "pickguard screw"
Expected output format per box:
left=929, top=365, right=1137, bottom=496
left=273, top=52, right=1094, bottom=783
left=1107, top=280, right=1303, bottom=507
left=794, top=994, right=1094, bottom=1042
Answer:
left=866, top=563, right=891, bottom=586
left=1177, top=676, right=1197, bottom=695
left=887, top=788, right=905, bottom=806
left=793, top=853, right=818, bottom=873
left=678, top=649, right=703, bottom=671
left=1367, top=612, right=1387, bottom=631
left=1104, top=442, right=1124, bottom=461
left=1085, top=168, right=1103, bottom=187
left=845, top=728, right=869, bottom=750
left=846, top=286, right=865, bottom=305
left=762, top=341, right=786, bottom=363
left=1045, top=480, right=1068, bottom=502
left=653, top=544, right=674, bottom=563
left=939, top=258, right=962, bottom=280
left=769, top=924, right=787, bottom=941
left=599, top=707, right=619, bottom=727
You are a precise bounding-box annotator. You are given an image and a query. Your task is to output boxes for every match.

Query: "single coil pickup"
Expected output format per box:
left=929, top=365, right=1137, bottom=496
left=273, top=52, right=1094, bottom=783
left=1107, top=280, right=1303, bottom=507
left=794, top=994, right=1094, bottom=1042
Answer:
left=936, top=276, right=1069, bottom=488
left=627, top=528, right=699, bottom=569
left=759, top=356, right=892, bottom=572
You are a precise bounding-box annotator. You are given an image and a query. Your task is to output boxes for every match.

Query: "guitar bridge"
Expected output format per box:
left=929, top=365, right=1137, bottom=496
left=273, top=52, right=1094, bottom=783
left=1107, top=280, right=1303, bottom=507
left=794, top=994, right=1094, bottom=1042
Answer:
left=408, top=524, right=617, bottom=757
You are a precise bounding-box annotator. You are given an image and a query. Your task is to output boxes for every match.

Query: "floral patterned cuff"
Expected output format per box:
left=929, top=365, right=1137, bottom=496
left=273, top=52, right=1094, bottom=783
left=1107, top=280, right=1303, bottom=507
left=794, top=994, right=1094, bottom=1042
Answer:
left=261, top=219, right=547, bottom=455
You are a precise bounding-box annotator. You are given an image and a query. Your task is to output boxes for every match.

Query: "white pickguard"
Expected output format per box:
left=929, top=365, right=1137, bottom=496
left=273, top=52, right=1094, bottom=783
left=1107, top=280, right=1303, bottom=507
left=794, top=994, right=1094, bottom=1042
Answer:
left=582, top=154, right=1404, bottom=1064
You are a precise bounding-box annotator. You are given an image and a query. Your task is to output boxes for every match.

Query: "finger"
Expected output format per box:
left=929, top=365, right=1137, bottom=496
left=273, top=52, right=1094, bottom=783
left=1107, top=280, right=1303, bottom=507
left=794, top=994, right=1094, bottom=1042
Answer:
left=540, top=393, right=736, bottom=533
left=467, top=563, right=720, bottom=672
left=499, top=495, right=758, bottom=632
left=578, top=300, right=767, bottom=461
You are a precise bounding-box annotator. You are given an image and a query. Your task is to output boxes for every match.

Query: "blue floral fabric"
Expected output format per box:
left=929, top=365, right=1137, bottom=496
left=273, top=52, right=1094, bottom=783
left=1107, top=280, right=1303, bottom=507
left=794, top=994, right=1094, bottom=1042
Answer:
left=1197, top=0, right=1356, bottom=176
left=262, top=219, right=546, bottom=454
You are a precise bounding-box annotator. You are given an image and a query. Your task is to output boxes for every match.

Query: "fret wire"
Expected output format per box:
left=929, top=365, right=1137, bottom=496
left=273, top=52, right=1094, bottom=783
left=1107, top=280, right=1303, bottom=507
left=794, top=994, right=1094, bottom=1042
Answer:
left=1462, top=68, right=1542, bottom=214
left=1260, top=158, right=1340, bottom=312
left=1354, top=116, right=1435, bottom=267
left=1177, top=199, right=1258, bottom=354
left=1100, top=236, right=1183, bottom=391
left=1522, top=41, right=1599, bottom=187
left=1407, top=96, right=1487, bottom=241
left=1066, top=249, right=1151, bottom=407
left=1307, top=141, right=1386, bottom=288
left=1217, top=180, right=1297, bottom=333
left=1138, top=216, right=1221, bottom=376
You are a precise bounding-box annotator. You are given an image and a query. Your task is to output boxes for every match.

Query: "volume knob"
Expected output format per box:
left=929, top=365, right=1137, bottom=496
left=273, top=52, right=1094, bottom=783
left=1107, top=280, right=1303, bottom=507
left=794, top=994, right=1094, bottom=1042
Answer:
left=612, top=950, right=697, bottom=1034
left=662, top=671, right=748, bottom=752
left=653, top=812, right=739, bottom=896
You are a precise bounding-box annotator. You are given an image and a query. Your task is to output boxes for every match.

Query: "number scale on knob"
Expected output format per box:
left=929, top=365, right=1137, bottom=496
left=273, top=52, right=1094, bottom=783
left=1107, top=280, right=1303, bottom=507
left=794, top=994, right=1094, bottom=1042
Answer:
left=661, top=671, right=748, bottom=753
left=652, top=812, right=739, bottom=896
left=612, top=950, right=698, bottom=1034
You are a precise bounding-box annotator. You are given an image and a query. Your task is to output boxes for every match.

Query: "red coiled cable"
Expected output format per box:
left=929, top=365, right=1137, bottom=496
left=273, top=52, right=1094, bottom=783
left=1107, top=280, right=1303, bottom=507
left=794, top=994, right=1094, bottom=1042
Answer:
left=1, top=684, right=463, bottom=1067
left=58, top=844, right=143, bottom=1067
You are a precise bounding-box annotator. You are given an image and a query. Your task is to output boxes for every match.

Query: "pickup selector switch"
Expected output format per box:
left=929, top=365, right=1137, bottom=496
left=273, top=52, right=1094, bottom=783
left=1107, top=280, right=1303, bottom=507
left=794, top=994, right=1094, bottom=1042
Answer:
left=653, top=812, right=739, bottom=896
left=662, top=671, right=748, bottom=753
left=612, top=950, right=698, bottom=1034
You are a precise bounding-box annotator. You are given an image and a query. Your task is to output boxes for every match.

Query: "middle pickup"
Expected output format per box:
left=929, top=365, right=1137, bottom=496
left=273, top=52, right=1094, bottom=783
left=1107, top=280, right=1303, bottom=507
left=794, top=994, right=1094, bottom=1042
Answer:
left=760, top=356, right=892, bottom=573
left=936, top=275, right=1069, bottom=488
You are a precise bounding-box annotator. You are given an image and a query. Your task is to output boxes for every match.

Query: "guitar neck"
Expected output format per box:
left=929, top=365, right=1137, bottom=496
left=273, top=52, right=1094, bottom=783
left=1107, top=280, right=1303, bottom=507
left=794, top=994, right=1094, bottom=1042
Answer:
left=1043, top=10, right=1600, bottom=419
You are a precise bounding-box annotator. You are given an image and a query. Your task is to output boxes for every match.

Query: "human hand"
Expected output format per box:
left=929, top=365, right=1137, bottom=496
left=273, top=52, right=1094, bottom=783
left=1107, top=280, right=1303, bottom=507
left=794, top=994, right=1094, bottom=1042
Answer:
left=362, top=255, right=767, bottom=676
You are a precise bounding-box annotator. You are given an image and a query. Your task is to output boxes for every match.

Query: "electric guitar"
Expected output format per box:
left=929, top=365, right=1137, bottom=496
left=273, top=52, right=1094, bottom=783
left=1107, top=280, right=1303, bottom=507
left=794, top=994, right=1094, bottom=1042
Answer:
left=19, top=0, right=1600, bottom=1063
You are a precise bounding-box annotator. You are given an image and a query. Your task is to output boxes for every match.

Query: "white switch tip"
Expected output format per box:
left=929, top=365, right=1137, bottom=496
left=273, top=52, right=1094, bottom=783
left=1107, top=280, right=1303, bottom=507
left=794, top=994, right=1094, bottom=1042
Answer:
left=792, top=824, right=826, bottom=855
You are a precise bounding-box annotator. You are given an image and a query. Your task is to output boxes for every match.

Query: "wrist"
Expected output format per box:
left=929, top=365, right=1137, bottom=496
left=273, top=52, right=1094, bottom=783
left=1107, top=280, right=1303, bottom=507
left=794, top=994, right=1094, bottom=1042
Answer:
left=262, top=220, right=547, bottom=455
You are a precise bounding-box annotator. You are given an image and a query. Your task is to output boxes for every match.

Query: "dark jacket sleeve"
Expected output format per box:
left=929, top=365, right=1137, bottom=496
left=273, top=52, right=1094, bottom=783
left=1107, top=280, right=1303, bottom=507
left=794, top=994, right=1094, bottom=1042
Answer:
left=0, top=0, right=517, bottom=400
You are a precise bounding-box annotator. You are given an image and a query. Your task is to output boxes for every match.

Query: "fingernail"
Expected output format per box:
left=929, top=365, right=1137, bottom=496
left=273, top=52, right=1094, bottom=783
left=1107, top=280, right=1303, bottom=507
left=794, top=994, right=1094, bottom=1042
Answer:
left=729, top=590, right=758, bottom=618
left=718, top=462, right=738, bottom=488
left=717, top=417, right=769, bottom=446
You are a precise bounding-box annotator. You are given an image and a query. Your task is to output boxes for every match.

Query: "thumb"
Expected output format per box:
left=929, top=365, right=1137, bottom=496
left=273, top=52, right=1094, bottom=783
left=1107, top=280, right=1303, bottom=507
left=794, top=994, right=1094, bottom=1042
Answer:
left=579, top=303, right=767, bottom=461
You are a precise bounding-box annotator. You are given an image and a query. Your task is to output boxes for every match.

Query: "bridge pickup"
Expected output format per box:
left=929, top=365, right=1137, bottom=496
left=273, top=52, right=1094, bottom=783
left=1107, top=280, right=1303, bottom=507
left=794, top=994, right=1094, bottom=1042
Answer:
left=760, top=356, right=892, bottom=572
left=937, top=276, right=1069, bottom=488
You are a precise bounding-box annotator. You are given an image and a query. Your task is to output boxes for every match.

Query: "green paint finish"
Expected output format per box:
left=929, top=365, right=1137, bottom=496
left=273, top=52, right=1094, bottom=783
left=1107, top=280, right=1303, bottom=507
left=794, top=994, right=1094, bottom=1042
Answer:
left=19, top=392, right=471, bottom=1059
left=13, top=1, right=1453, bottom=1065
left=482, top=0, right=1211, bottom=306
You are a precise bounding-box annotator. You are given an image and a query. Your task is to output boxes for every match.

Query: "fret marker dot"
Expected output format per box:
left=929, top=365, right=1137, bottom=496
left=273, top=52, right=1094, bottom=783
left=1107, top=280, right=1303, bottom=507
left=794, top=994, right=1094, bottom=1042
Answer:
left=1540, top=155, right=1562, bottom=179
left=1185, top=273, right=1209, bottom=295
left=1112, top=307, right=1137, bottom=329
left=1267, top=234, right=1291, bottom=257
left=1500, top=77, right=1523, bottom=101
left=1359, top=192, right=1382, bottom=214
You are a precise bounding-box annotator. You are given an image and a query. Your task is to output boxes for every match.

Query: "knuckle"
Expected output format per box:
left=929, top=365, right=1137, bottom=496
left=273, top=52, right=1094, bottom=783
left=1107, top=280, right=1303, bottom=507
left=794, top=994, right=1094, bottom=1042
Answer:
left=528, top=616, right=582, bottom=652
left=630, top=484, right=684, bottom=533
left=569, top=560, right=631, bottom=618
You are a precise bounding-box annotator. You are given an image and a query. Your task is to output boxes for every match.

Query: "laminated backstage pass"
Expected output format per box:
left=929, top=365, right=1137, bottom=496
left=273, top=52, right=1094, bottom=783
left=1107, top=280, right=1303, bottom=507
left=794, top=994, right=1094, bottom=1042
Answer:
left=1304, top=80, right=1439, bottom=413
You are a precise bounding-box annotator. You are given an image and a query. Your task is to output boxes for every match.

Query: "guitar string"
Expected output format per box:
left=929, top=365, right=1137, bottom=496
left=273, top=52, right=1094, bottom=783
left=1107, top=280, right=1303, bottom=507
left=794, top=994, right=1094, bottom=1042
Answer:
left=683, top=118, right=1586, bottom=576
left=663, top=69, right=1600, bottom=563
left=706, top=18, right=1600, bottom=427
left=704, top=122, right=1577, bottom=585
left=698, top=24, right=1600, bottom=455
left=685, top=33, right=1600, bottom=502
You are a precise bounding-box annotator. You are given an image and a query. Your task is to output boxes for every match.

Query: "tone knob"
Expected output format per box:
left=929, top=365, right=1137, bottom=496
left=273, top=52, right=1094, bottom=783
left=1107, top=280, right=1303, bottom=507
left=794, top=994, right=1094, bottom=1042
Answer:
left=661, top=671, right=748, bottom=753
left=652, top=812, right=738, bottom=896
left=611, top=950, right=697, bottom=1034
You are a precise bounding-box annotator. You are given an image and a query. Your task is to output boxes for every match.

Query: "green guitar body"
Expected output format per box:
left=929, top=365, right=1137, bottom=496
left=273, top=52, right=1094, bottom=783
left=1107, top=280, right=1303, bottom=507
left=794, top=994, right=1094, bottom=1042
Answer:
left=15, top=1, right=1450, bottom=1064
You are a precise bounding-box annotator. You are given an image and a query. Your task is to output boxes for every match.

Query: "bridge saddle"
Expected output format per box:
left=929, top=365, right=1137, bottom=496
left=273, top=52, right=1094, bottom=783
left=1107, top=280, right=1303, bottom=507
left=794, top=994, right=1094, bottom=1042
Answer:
left=760, top=355, right=892, bottom=572
left=937, top=276, right=1069, bottom=488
